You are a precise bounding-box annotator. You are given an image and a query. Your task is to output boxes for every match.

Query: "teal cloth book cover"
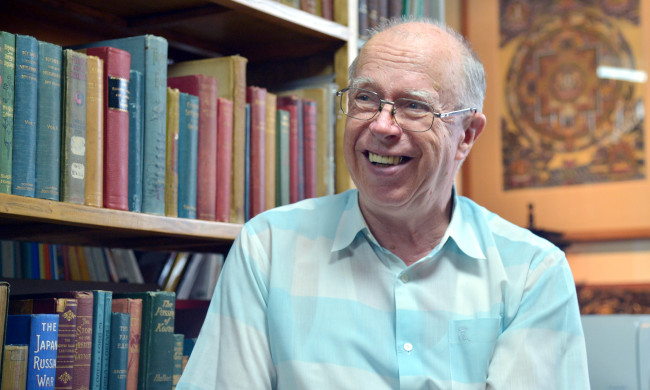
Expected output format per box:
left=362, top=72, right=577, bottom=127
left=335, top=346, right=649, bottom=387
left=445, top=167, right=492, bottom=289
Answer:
left=172, top=333, right=184, bottom=389
left=275, top=109, right=290, bottom=207
left=12, top=34, right=38, bottom=197
left=70, top=35, right=168, bottom=215
left=60, top=49, right=87, bottom=205
left=177, top=92, right=198, bottom=219
left=128, top=69, right=144, bottom=213
left=90, top=290, right=112, bottom=390
left=0, top=31, right=16, bottom=194
left=35, top=40, right=62, bottom=201
left=5, top=313, right=60, bottom=390
left=107, top=312, right=130, bottom=390
left=113, top=291, right=175, bottom=390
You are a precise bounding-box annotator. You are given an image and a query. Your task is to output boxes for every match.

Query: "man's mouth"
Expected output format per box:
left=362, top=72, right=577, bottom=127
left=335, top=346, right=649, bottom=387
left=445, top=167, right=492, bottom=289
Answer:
left=367, top=152, right=407, bottom=166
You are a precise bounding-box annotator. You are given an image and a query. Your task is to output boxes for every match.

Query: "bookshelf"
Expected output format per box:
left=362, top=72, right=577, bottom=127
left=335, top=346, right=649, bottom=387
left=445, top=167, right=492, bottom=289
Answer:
left=0, top=0, right=355, bottom=250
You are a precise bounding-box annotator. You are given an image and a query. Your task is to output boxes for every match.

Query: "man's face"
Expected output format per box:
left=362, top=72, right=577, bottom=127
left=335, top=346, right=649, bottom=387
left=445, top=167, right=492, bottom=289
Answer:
left=344, top=24, right=473, bottom=213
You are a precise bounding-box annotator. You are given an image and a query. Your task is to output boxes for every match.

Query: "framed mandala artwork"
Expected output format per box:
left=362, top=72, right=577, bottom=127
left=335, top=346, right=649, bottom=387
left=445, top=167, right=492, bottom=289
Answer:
left=464, top=0, right=650, bottom=237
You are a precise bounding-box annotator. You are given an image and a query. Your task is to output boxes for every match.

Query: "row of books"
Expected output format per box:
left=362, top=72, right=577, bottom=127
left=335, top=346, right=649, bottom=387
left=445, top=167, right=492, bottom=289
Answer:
left=156, top=252, right=225, bottom=301
left=273, top=0, right=335, bottom=21
left=0, top=284, right=189, bottom=390
left=0, top=30, right=339, bottom=224
left=0, top=241, right=144, bottom=284
left=359, top=0, right=444, bottom=40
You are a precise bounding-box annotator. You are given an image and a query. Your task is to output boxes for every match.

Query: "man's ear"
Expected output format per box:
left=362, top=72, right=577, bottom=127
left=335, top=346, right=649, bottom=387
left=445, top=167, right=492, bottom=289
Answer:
left=456, top=112, right=486, bottom=161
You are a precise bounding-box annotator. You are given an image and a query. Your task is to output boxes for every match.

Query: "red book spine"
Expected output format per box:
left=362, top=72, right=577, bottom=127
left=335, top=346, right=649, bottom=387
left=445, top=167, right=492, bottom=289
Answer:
left=85, top=47, right=131, bottom=211
left=302, top=99, right=317, bottom=199
left=216, top=98, right=233, bottom=222
left=167, top=75, right=218, bottom=221
left=246, top=86, right=267, bottom=218
left=277, top=96, right=300, bottom=204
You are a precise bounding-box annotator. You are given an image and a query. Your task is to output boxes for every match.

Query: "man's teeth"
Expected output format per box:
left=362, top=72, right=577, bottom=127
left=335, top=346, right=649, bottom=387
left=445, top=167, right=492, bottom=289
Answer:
left=368, top=152, right=403, bottom=165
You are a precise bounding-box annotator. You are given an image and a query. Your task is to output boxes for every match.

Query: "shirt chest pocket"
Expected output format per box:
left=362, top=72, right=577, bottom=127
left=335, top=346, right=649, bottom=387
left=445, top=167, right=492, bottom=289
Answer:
left=449, top=317, right=501, bottom=384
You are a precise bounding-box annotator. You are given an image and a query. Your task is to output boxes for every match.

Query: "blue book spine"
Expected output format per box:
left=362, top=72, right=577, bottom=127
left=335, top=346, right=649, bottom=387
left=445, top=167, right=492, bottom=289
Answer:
left=128, top=69, right=144, bottom=212
left=107, top=312, right=130, bottom=390
left=35, top=41, right=62, bottom=201
left=6, top=313, right=60, bottom=390
left=100, top=292, right=113, bottom=390
left=244, top=103, right=250, bottom=221
left=90, top=290, right=106, bottom=390
left=70, top=35, right=168, bottom=215
left=12, top=34, right=38, bottom=197
left=177, top=92, right=198, bottom=219
left=296, top=99, right=304, bottom=201
left=0, top=31, right=16, bottom=194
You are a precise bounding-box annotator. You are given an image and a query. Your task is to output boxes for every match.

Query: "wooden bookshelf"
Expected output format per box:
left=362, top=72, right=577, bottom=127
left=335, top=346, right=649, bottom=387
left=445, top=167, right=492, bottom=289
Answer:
left=0, top=193, right=242, bottom=253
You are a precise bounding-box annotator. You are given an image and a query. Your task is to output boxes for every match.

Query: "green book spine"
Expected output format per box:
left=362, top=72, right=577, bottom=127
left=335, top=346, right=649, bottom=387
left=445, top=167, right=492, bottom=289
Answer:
left=107, top=312, right=130, bottom=390
left=177, top=92, right=198, bottom=219
left=35, top=41, right=62, bottom=200
left=0, top=32, right=15, bottom=194
left=275, top=109, right=290, bottom=206
left=100, top=292, right=112, bottom=390
left=114, top=291, right=175, bottom=390
left=172, top=334, right=184, bottom=389
left=90, top=290, right=112, bottom=390
left=60, top=49, right=87, bottom=204
left=12, top=34, right=38, bottom=197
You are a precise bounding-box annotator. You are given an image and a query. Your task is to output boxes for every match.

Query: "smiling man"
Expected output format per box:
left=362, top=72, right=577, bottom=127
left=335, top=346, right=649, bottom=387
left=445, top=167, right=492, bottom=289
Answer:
left=177, top=18, right=590, bottom=390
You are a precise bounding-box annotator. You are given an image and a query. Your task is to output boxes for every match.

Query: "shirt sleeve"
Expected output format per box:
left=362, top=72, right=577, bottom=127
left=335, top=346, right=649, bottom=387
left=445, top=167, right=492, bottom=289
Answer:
left=486, top=247, right=591, bottom=389
left=176, top=225, right=277, bottom=390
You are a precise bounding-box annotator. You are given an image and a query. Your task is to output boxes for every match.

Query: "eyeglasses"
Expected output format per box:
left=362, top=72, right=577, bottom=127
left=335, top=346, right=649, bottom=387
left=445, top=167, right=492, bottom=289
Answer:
left=336, top=87, right=477, bottom=132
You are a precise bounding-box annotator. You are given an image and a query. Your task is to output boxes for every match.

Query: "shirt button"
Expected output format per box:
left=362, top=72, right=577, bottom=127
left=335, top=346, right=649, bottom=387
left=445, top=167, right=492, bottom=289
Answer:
left=400, top=274, right=409, bottom=283
left=403, top=342, right=413, bottom=352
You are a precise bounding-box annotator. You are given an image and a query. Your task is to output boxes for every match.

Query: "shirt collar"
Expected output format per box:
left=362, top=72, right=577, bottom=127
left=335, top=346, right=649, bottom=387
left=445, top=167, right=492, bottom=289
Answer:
left=331, top=188, right=487, bottom=261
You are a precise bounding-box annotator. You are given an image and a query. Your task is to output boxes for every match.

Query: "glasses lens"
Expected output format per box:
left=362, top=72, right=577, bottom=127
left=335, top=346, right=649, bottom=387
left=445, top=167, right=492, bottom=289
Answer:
left=341, top=89, right=380, bottom=120
left=393, top=99, right=435, bottom=132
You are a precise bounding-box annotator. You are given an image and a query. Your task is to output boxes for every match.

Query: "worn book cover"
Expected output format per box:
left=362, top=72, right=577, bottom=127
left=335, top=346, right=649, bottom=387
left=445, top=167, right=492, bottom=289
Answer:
left=1, top=345, right=28, bottom=390
left=0, top=31, right=15, bottom=194
left=246, top=86, right=267, bottom=218
left=35, top=40, right=62, bottom=201
left=84, top=55, right=104, bottom=208
left=168, top=55, right=248, bottom=223
left=216, top=97, right=233, bottom=223
left=107, top=312, right=130, bottom=390
left=111, top=298, right=142, bottom=390
left=177, top=92, right=198, bottom=219
left=164, top=87, right=180, bottom=218
left=12, top=34, right=38, bottom=197
left=275, top=109, right=290, bottom=207
left=61, top=49, right=87, bottom=205
left=167, top=74, right=218, bottom=221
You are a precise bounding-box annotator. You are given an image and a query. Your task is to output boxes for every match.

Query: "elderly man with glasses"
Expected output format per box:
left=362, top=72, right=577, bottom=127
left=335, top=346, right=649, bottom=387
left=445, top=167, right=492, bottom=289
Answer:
left=177, top=17, right=590, bottom=390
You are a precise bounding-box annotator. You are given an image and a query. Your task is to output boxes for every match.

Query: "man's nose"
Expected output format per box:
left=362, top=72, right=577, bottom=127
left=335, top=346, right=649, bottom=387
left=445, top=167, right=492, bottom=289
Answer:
left=369, top=103, right=402, bottom=137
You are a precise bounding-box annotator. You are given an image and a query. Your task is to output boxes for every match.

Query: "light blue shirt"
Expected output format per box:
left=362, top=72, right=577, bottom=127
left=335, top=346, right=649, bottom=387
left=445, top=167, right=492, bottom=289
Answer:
left=177, top=189, right=590, bottom=389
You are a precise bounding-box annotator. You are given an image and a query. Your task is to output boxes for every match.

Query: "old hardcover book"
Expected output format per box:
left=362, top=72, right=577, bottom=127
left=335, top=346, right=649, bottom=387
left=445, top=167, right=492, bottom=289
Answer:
left=0, top=281, right=8, bottom=375
left=1, top=345, right=28, bottom=390
left=112, top=291, right=175, bottom=390
left=302, top=99, right=317, bottom=199
left=0, top=31, right=15, bottom=194
left=246, top=86, right=267, bottom=218
left=60, top=49, right=87, bottom=205
left=244, top=104, right=250, bottom=221
left=177, top=92, right=199, bottom=219
left=84, top=47, right=131, bottom=211
left=111, top=298, right=142, bottom=390
left=107, top=312, right=130, bottom=390
left=84, top=55, right=104, bottom=208
left=90, top=290, right=112, bottom=390
left=35, top=40, right=62, bottom=201
left=171, top=334, right=183, bottom=389
left=168, top=55, right=248, bottom=223
left=276, top=95, right=301, bottom=204
left=215, top=97, right=233, bottom=223
left=5, top=314, right=59, bottom=390
left=265, top=93, right=277, bottom=211
left=167, top=74, right=218, bottom=221
left=164, top=87, right=180, bottom=218
left=275, top=109, right=290, bottom=207
left=71, top=35, right=168, bottom=215
left=12, top=34, right=38, bottom=198
left=127, top=69, right=143, bottom=212
left=9, top=297, right=78, bottom=390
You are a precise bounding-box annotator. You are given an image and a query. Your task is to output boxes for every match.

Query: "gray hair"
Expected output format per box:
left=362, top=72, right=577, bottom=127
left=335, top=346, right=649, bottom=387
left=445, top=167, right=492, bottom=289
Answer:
left=349, top=16, right=486, bottom=112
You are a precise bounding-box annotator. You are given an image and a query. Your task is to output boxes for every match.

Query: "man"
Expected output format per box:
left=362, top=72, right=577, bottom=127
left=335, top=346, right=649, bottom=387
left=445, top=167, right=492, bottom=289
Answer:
left=177, top=18, right=590, bottom=389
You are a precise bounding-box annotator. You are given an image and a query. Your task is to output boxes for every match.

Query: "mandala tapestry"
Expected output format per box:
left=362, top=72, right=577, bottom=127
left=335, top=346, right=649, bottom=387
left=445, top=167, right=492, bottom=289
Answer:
left=500, top=0, right=645, bottom=190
